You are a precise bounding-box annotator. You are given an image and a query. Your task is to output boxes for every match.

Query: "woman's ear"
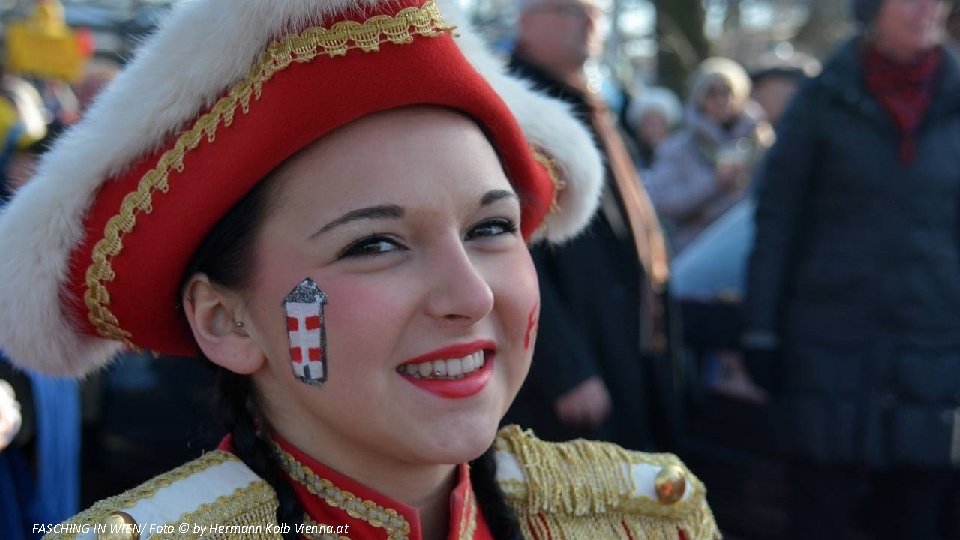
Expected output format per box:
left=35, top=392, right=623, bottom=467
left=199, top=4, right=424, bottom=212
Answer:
left=182, top=273, right=264, bottom=375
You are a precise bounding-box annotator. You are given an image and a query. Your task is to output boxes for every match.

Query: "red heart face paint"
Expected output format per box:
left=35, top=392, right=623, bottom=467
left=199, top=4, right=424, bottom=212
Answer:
left=524, top=301, right=539, bottom=350
left=284, top=278, right=328, bottom=386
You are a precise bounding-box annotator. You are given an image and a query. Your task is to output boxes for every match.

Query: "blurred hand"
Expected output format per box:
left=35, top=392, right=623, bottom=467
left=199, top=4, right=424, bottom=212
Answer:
left=710, top=350, right=769, bottom=404
left=0, top=380, right=22, bottom=450
left=555, top=376, right=612, bottom=428
left=716, top=162, right=747, bottom=190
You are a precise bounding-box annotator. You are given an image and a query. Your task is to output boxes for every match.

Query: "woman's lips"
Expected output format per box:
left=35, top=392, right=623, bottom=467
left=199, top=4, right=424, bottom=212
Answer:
left=397, top=341, right=495, bottom=399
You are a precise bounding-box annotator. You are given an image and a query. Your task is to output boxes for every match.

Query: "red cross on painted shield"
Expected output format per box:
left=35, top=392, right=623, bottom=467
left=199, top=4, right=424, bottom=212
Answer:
left=283, top=278, right=328, bottom=386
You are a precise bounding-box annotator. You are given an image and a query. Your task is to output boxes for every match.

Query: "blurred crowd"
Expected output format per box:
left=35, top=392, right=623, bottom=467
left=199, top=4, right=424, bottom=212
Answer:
left=3, top=0, right=960, bottom=538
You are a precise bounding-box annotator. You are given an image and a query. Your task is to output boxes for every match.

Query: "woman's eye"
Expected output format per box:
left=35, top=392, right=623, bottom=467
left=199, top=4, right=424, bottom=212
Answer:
left=338, top=235, right=405, bottom=259
left=465, top=217, right=518, bottom=240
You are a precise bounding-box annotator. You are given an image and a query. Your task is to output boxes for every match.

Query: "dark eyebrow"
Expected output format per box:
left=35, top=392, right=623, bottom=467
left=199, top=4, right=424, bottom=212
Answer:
left=310, top=191, right=515, bottom=239
left=481, top=190, right=518, bottom=206
left=310, top=204, right=405, bottom=238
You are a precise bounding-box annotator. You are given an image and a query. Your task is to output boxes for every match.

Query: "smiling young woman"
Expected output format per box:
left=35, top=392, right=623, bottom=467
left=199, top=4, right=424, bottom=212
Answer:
left=0, top=1, right=717, bottom=539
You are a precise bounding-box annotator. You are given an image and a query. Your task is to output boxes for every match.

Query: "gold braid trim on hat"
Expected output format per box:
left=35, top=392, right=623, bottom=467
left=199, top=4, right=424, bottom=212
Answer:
left=83, top=1, right=454, bottom=346
left=495, top=426, right=721, bottom=540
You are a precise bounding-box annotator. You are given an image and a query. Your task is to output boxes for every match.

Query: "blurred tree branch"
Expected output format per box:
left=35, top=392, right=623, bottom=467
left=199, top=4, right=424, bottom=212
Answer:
left=653, top=0, right=709, bottom=97
left=793, top=0, right=851, bottom=58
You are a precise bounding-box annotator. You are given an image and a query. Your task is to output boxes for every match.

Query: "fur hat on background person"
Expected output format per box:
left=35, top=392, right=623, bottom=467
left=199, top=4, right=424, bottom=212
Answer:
left=851, top=0, right=886, bottom=27
left=626, top=86, right=682, bottom=132
left=688, top=57, right=752, bottom=111
left=0, top=0, right=603, bottom=377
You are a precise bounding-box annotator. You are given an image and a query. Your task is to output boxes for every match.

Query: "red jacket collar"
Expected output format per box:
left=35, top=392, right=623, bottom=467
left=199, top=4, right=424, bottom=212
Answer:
left=220, top=434, right=491, bottom=539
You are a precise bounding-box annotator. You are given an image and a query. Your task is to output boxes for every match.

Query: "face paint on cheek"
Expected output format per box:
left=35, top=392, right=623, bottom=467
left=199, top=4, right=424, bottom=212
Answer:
left=524, top=301, right=539, bottom=351
left=283, top=278, right=329, bottom=387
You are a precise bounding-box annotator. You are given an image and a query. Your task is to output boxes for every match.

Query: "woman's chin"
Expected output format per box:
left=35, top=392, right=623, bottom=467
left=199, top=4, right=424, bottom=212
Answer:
left=419, top=422, right=500, bottom=464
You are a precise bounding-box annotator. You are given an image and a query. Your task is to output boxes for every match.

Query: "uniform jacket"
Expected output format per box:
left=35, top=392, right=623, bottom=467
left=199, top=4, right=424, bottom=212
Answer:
left=44, top=426, right=718, bottom=540
left=502, top=55, right=682, bottom=453
left=645, top=102, right=771, bottom=253
left=745, top=38, right=960, bottom=468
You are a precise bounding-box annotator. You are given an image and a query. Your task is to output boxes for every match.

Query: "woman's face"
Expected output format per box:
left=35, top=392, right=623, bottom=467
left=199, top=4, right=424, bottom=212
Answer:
left=699, top=78, right=738, bottom=124
left=636, top=110, right=671, bottom=147
left=241, top=108, right=539, bottom=472
left=874, top=0, right=945, bottom=60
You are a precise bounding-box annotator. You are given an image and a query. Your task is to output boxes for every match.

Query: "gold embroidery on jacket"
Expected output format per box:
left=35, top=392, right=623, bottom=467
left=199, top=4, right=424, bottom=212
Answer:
left=45, top=451, right=242, bottom=540
left=273, top=444, right=412, bottom=540
left=300, top=515, right=351, bottom=540
left=456, top=468, right=478, bottom=539
left=84, top=1, right=454, bottom=345
left=495, top=425, right=721, bottom=540
left=152, top=481, right=281, bottom=540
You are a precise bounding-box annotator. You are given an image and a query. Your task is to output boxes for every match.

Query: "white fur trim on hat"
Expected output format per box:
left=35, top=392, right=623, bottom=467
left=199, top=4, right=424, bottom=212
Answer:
left=0, top=0, right=601, bottom=376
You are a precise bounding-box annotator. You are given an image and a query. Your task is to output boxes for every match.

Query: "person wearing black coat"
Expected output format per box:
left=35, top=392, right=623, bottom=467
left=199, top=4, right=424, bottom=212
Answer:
left=502, top=0, right=682, bottom=453
left=744, top=0, right=960, bottom=538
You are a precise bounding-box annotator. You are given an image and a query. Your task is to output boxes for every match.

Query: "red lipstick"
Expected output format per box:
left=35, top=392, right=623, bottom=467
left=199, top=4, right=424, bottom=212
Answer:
left=398, top=340, right=495, bottom=399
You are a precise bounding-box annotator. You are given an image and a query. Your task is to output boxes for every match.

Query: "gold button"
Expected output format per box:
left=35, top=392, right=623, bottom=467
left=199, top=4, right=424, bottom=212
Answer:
left=98, top=511, right=140, bottom=540
left=654, top=464, right=686, bottom=505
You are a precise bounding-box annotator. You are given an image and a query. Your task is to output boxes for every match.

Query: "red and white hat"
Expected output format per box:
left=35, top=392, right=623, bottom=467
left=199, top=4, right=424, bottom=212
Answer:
left=0, top=0, right=602, bottom=377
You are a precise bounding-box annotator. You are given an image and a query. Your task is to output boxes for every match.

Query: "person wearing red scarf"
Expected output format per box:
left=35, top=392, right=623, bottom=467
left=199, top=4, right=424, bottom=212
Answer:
left=862, top=22, right=944, bottom=163
left=744, top=0, right=960, bottom=538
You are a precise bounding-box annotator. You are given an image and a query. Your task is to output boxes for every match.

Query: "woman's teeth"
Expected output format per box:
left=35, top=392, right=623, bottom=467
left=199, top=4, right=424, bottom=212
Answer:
left=398, top=351, right=485, bottom=379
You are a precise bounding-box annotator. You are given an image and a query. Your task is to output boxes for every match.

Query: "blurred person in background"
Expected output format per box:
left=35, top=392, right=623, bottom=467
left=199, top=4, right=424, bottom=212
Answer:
left=624, top=86, right=682, bottom=172
left=945, top=1, right=960, bottom=59
left=0, top=44, right=81, bottom=538
left=749, top=50, right=821, bottom=128
left=0, top=73, right=46, bottom=199
left=72, top=58, right=119, bottom=114
left=645, top=57, right=773, bottom=255
left=744, top=0, right=960, bottom=538
left=503, top=0, right=682, bottom=453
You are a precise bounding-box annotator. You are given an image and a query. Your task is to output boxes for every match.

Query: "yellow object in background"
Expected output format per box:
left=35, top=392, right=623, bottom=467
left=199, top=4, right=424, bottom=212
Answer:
left=0, top=99, right=23, bottom=147
left=6, top=0, right=90, bottom=82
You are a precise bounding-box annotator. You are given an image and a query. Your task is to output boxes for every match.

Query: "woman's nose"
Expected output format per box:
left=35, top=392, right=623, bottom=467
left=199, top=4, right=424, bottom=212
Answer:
left=423, top=240, right=494, bottom=324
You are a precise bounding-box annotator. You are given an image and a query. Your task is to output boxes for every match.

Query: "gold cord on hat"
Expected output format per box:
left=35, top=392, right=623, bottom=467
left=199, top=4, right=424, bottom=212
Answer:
left=532, top=148, right=566, bottom=213
left=83, top=2, right=455, bottom=346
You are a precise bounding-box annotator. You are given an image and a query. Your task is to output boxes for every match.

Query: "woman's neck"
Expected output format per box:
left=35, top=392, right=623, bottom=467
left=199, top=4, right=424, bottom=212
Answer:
left=417, top=475, right=457, bottom=540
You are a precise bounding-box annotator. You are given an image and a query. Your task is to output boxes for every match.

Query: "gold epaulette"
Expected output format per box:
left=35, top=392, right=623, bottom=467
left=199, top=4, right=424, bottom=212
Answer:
left=494, top=425, right=720, bottom=540
left=44, top=451, right=281, bottom=540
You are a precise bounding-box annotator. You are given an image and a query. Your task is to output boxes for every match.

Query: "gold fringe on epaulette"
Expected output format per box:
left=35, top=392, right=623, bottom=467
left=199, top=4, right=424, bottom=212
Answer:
left=496, top=426, right=721, bottom=540
left=497, top=426, right=635, bottom=515
left=523, top=510, right=720, bottom=540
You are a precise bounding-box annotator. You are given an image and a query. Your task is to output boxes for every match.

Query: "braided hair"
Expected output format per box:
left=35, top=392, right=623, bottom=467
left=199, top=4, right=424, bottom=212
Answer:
left=183, top=177, right=304, bottom=539
left=182, top=164, right=524, bottom=539
left=470, top=448, right=525, bottom=539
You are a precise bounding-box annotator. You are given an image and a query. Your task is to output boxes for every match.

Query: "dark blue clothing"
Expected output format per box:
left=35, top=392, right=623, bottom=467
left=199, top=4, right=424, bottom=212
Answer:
left=503, top=55, right=681, bottom=452
left=745, top=38, right=960, bottom=468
